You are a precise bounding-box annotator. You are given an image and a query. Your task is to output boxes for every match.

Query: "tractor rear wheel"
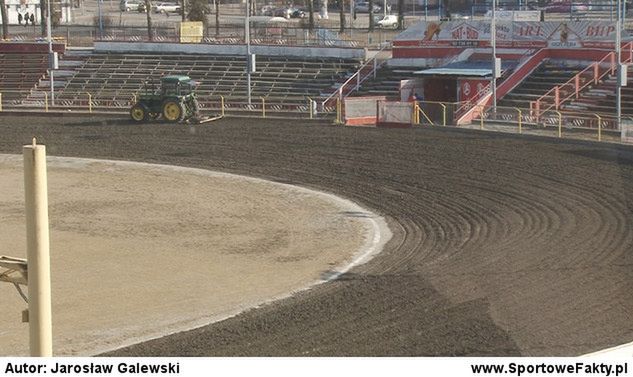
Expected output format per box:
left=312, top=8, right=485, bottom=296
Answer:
left=130, top=103, right=149, bottom=123
left=162, top=101, right=185, bottom=123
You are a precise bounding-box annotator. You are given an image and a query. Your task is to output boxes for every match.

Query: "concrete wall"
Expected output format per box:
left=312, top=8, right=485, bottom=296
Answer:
left=94, top=42, right=366, bottom=60
left=0, top=42, right=65, bottom=54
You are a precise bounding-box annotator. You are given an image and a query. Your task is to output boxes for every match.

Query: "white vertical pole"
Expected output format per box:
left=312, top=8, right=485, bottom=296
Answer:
left=350, top=0, right=354, bottom=35
left=491, top=0, right=497, bottom=111
left=617, top=0, right=622, bottom=128
left=424, top=0, right=427, bottom=21
left=47, top=0, right=54, bottom=106
left=245, top=0, right=251, bottom=105
left=23, top=139, right=53, bottom=357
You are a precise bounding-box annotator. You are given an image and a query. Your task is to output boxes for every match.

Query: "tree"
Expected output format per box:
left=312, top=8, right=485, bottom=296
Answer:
left=0, top=0, right=8, bottom=40
left=307, top=0, right=314, bottom=31
left=321, top=0, right=328, bottom=19
left=215, top=0, right=220, bottom=36
left=40, top=0, right=47, bottom=37
left=339, top=0, right=345, bottom=32
left=441, top=0, right=449, bottom=18
left=368, top=0, right=374, bottom=31
left=188, top=0, right=210, bottom=35
left=144, top=0, right=153, bottom=41
left=397, top=0, right=404, bottom=30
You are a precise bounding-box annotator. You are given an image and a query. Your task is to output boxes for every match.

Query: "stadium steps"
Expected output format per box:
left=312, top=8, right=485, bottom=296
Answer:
left=497, top=62, right=584, bottom=109
left=561, top=69, right=633, bottom=116
left=0, top=52, right=51, bottom=102
left=352, top=66, right=419, bottom=99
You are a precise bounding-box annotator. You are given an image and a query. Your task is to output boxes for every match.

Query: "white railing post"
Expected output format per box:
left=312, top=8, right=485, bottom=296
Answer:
left=374, top=58, right=377, bottom=79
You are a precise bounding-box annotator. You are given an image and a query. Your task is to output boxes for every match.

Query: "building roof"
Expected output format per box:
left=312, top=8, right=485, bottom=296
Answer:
left=414, top=68, right=492, bottom=77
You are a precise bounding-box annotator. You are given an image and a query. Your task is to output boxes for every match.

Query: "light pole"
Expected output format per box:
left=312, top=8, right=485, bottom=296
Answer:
left=350, top=0, right=354, bottom=36
left=491, top=0, right=497, bottom=111
left=47, top=0, right=55, bottom=106
left=616, top=0, right=622, bottom=128
left=97, top=0, right=103, bottom=39
left=424, top=0, right=427, bottom=21
left=245, top=0, right=251, bottom=105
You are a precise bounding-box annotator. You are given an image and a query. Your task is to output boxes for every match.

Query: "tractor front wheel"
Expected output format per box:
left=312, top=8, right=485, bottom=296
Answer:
left=130, top=104, right=149, bottom=123
left=162, top=101, right=185, bottom=123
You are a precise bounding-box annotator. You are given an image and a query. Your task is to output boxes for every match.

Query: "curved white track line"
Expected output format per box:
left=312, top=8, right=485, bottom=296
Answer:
left=0, top=154, right=392, bottom=355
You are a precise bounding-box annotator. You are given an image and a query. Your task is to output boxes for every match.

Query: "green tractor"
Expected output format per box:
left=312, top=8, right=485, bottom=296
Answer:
left=130, top=75, right=201, bottom=123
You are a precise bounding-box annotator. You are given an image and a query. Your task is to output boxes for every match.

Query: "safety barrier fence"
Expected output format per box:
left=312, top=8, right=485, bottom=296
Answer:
left=416, top=101, right=464, bottom=127
left=4, top=23, right=369, bottom=48
left=412, top=102, right=620, bottom=142
left=0, top=90, right=326, bottom=119
left=472, top=105, right=619, bottom=142
left=1, top=91, right=622, bottom=138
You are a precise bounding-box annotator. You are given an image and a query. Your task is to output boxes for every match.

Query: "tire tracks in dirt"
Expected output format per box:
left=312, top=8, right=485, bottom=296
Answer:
left=1, top=117, right=632, bottom=356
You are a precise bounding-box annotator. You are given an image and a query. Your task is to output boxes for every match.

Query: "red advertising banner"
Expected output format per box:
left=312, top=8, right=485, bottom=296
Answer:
left=458, top=79, right=488, bottom=103
left=394, top=21, right=628, bottom=49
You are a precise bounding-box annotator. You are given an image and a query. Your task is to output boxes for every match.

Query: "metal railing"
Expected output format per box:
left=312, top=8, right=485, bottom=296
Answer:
left=0, top=89, right=328, bottom=119
left=319, top=43, right=392, bottom=110
left=474, top=105, right=619, bottom=141
left=532, top=42, right=633, bottom=117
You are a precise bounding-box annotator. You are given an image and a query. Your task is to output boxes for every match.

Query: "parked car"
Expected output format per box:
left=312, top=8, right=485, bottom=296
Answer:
left=271, top=7, right=291, bottom=18
left=354, top=1, right=381, bottom=13
left=152, top=2, right=182, bottom=14
left=545, top=2, right=589, bottom=13
left=376, top=14, right=398, bottom=29
left=120, top=0, right=141, bottom=11
left=261, top=4, right=276, bottom=15
left=450, top=12, right=470, bottom=20
left=288, top=7, right=306, bottom=18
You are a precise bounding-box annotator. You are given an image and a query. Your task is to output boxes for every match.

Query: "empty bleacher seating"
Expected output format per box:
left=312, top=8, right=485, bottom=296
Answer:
left=497, top=62, right=584, bottom=109
left=353, top=66, right=419, bottom=98
left=564, top=67, right=633, bottom=117
left=0, top=53, right=49, bottom=101
left=44, top=52, right=360, bottom=106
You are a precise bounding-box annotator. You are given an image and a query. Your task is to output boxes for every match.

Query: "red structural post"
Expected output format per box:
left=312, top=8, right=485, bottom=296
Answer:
left=575, top=75, right=580, bottom=99
left=554, top=86, right=560, bottom=110
left=594, top=63, right=599, bottom=85
left=611, top=53, right=616, bottom=75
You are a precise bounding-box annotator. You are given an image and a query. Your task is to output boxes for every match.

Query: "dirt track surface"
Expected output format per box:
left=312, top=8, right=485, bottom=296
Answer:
left=0, top=156, right=377, bottom=356
left=1, top=116, right=632, bottom=356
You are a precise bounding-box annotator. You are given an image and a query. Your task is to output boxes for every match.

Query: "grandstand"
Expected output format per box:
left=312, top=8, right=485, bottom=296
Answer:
left=34, top=51, right=360, bottom=109
left=564, top=66, right=633, bottom=116
left=497, top=62, right=585, bottom=109
left=353, top=66, right=419, bottom=98
left=0, top=53, right=50, bottom=101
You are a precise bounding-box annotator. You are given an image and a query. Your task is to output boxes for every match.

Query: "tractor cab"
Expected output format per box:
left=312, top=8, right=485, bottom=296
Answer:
left=160, top=75, right=199, bottom=96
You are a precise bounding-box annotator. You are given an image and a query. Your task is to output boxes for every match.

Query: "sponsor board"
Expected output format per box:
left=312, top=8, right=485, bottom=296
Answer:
left=395, top=21, right=629, bottom=49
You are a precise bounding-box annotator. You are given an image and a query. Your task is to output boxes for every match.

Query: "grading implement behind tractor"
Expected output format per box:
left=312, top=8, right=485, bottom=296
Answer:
left=130, top=75, right=219, bottom=124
